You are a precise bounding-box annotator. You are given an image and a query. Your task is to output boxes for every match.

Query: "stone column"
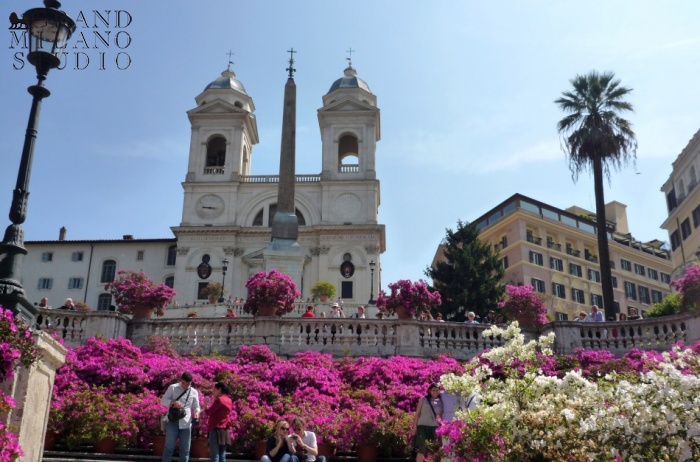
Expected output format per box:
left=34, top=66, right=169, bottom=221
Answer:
left=1, top=331, right=66, bottom=462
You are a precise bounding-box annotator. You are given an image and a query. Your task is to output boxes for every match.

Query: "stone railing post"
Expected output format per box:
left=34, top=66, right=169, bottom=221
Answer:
left=253, top=317, right=282, bottom=354
left=126, top=318, right=156, bottom=348
left=395, top=320, right=423, bottom=357
left=1, top=331, right=66, bottom=462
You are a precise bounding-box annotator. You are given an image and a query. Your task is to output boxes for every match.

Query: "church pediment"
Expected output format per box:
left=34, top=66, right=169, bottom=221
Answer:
left=319, top=97, right=376, bottom=113
left=187, top=99, right=248, bottom=117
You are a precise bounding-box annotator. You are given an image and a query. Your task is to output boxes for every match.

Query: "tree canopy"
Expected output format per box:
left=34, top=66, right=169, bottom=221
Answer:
left=425, top=220, right=504, bottom=322
left=555, top=71, right=637, bottom=320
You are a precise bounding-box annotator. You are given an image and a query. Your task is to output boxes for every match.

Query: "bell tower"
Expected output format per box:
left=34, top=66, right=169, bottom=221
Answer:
left=180, top=65, right=258, bottom=226
left=318, top=62, right=380, bottom=181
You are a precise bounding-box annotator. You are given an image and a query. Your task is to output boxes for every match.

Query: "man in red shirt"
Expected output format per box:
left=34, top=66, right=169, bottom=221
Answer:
left=205, top=382, right=233, bottom=462
left=301, top=305, right=316, bottom=318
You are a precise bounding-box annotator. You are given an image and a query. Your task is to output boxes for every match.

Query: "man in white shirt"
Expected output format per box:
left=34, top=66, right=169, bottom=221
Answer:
left=161, top=371, right=201, bottom=462
left=290, top=417, right=326, bottom=462
left=587, top=305, right=605, bottom=322
left=350, top=306, right=365, bottom=319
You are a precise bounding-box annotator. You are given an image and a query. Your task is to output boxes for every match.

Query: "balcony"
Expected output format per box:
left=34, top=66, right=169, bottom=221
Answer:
left=567, top=248, right=581, bottom=258
left=585, top=255, right=599, bottom=263
left=203, top=166, right=225, bottom=175
left=339, top=164, right=359, bottom=173
left=547, top=241, right=561, bottom=251
left=526, top=235, right=542, bottom=245
left=239, top=174, right=322, bottom=183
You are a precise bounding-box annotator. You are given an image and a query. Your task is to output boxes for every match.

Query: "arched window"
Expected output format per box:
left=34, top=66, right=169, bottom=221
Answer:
left=97, top=293, right=112, bottom=311
left=100, top=259, right=116, bottom=283
left=167, top=245, right=177, bottom=266
left=206, top=136, right=226, bottom=167
left=690, top=165, right=697, bottom=186
left=164, top=275, right=174, bottom=288
left=679, top=179, right=686, bottom=198
left=338, top=134, right=359, bottom=172
left=252, top=204, right=306, bottom=227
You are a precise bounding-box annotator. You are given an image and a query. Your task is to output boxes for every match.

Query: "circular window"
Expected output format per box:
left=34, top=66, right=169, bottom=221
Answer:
left=343, top=253, right=352, bottom=262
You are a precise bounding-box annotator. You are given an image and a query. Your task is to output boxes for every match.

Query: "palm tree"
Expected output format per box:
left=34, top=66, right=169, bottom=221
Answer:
left=555, top=71, right=637, bottom=321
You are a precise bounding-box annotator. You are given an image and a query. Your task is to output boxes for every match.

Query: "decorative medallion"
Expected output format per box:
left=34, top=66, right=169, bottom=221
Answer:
left=340, top=261, right=355, bottom=278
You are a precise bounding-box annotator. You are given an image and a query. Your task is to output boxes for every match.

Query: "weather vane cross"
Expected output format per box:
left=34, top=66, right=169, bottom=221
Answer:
left=346, top=47, right=355, bottom=65
left=226, top=50, right=235, bottom=67
left=286, top=48, right=297, bottom=78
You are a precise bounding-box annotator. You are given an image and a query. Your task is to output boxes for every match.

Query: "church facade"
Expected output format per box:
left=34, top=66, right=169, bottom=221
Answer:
left=23, top=64, right=386, bottom=309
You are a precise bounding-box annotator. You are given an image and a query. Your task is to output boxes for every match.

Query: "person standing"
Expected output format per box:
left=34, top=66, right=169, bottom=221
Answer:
left=464, top=312, right=479, bottom=324
left=412, top=383, right=443, bottom=462
left=301, top=306, right=316, bottom=318
left=57, top=298, right=75, bottom=310
left=161, top=372, right=201, bottom=462
left=587, top=305, right=605, bottom=322
left=350, top=306, right=365, bottom=319
left=205, top=382, right=233, bottom=462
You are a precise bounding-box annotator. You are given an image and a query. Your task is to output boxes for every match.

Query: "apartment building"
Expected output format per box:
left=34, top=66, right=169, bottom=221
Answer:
left=660, top=128, right=700, bottom=279
left=435, top=194, right=673, bottom=320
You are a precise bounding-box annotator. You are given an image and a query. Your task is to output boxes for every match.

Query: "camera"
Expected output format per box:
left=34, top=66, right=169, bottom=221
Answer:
left=292, top=435, right=299, bottom=440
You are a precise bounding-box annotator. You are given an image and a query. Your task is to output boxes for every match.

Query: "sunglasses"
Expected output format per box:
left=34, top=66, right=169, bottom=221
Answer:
left=281, top=426, right=289, bottom=430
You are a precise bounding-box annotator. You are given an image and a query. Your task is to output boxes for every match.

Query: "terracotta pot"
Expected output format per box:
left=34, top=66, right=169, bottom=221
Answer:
left=254, top=440, right=267, bottom=460
left=395, top=306, right=411, bottom=319
left=93, top=436, right=116, bottom=454
left=257, top=305, right=277, bottom=317
left=356, top=444, right=378, bottom=462
left=320, top=295, right=329, bottom=303
left=44, top=431, right=60, bottom=451
left=190, top=437, right=210, bottom=458
left=317, top=442, right=336, bottom=460
left=209, top=297, right=218, bottom=304
left=131, top=305, right=155, bottom=319
left=152, top=435, right=166, bottom=456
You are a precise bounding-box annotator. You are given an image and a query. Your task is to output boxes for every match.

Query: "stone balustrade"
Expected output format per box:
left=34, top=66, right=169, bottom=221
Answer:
left=36, top=308, right=700, bottom=360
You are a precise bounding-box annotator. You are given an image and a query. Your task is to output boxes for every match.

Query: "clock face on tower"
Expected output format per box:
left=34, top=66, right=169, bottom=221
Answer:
left=195, top=194, right=225, bottom=219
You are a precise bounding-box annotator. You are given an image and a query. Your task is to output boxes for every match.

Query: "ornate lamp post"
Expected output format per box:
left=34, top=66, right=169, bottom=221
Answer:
left=0, top=1, right=76, bottom=325
left=368, top=260, right=376, bottom=305
left=218, top=258, right=229, bottom=303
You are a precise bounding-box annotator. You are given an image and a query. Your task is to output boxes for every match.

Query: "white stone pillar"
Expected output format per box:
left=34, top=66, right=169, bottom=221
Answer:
left=1, top=331, right=66, bottom=462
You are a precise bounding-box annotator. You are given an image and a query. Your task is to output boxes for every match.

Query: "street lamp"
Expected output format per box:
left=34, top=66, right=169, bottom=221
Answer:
left=0, top=0, right=75, bottom=325
left=368, top=260, right=376, bottom=305
left=218, top=259, right=229, bottom=303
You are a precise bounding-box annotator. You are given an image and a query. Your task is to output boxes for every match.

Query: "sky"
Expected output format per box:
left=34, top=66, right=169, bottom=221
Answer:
left=1, top=0, right=699, bottom=289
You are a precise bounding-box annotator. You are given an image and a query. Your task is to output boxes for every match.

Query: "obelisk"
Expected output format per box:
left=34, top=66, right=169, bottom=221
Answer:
left=264, top=49, right=305, bottom=289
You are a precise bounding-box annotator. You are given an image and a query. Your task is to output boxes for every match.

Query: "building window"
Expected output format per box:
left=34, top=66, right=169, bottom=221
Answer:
left=666, top=188, right=677, bottom=212
left=634, top=264, right=645, bottom=276
left=68, top=277, right=84, bottom=290
left=648, top=268, right=658, bottom=280
left=197, top=282, right=209, bottom=300
left=529, top=251, right=543, bottom=266
left=681, top=218, right=692, bottom=240
left=624, top=281, right=637, bottom=300
left=620, top=259, right=632, bottom=271
left=500, top=235, right=508, bottom=248
left=37, top=278, right=53, bottom=290
left=72, top=251, right=84, bottom=262
left=97, top=294, right=112, bottom=311
left=670, top=230, right=681, bottom=251
left=167, top=245, right=177, bottom=266
left=569, top=263, right=582, bottom=277
left=552, top=283, right=566, bottom=299
left=612, top=276, right=618, bottom=288
left=591, top=293, right=603, bottom=307
left=614, top=301, right=620, bottom=313
left=693, top=204, right=700, bottom=228
left=341, top=281, right=353, bottom=299
left=41, top=252, right=53, bottom=262
left=137, top=250, right=145, bottom=261
left=572, top=288, right=585, bottom=304
left=501, top=256, right=509, bottom=270
left=206, top=136, right=226, bottom=168
left=587, top=269, right=601, bottom=282
left=550, top=257, right=563, bottom=272
left=531, top=278, right=545, bottom=293
left=556, top=312, right=569, bottom=321
left=100, top=259, right=117, bottom=283
left=165, top=276, right=174, bottom=289
left=651, top=290, right=663, bottom=304
left=639, top=286, right=650, bottom=304
left=661, top=273, right=671, bottom=284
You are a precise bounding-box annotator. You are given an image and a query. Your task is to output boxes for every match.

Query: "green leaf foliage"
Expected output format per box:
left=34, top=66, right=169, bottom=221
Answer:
left=425, top=220, right=505, bottom=322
